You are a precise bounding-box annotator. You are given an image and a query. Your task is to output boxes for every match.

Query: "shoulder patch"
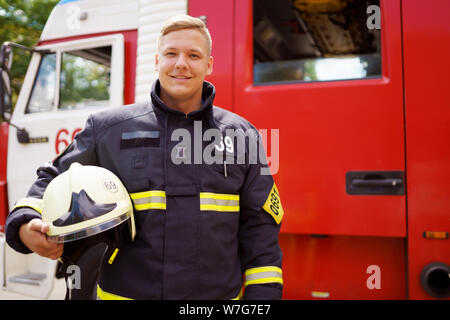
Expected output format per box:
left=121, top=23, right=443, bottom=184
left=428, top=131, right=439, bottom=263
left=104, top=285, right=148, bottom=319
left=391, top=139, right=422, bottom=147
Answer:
left=262, top=183, right=284, bottom=224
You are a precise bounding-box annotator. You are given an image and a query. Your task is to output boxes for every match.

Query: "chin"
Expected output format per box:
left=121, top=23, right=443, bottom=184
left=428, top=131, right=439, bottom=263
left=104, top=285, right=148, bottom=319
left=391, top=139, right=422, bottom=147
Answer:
left=169, top=88, right=193, bottom=98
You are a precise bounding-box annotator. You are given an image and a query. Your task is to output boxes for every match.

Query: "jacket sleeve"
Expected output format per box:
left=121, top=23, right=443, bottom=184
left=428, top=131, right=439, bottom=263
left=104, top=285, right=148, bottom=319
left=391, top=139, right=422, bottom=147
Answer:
left=5, top=115, right=99, bottom=253
left=238, top=131, right=284, bottom=300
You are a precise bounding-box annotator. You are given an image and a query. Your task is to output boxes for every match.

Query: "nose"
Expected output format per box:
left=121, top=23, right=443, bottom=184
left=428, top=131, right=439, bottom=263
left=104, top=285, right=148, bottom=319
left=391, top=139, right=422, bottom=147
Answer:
left=175, top=53, right=188, bottom=69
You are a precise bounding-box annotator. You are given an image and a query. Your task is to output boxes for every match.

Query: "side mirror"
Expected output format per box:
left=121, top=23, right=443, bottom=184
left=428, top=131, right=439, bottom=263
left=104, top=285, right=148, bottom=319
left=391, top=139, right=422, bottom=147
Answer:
left=0, top=42, right=47, bottom=143
left=0, top=43, right=13, bottom=122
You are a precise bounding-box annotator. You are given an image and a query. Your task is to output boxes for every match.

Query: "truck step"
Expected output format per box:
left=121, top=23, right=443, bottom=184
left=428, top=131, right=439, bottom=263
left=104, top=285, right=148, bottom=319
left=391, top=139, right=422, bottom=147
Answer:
left=8, top=273, right=47, bottom=286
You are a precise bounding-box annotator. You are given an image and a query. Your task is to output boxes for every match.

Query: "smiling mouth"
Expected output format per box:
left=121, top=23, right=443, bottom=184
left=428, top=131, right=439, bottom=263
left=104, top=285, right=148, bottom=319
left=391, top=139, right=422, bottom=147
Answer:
left=170, top=75, right=192, bottom=80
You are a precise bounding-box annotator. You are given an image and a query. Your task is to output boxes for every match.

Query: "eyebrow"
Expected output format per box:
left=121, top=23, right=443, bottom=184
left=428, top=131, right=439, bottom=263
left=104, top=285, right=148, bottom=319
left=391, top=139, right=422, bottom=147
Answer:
left=163, top=47, right=204, bottom=55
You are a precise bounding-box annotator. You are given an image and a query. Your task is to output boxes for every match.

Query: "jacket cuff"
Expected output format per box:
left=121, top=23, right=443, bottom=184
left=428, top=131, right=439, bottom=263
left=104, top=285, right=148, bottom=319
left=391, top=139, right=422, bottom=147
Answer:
left=243, top=283, right=283, bottom=300
left=5, top=207, right=42, bottom=254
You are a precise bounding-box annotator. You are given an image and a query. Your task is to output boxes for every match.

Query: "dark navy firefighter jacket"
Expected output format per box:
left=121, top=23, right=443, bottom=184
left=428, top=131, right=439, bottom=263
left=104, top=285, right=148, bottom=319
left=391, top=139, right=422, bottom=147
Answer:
left=5, top=80, right=284, bottom=300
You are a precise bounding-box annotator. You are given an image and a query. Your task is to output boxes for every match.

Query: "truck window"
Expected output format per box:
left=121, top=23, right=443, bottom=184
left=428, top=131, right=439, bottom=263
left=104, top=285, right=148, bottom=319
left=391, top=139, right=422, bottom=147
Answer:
left=26, top=53, right=56, bottom=114
left=25, top=46, right=112, bottom=113
left=253, top=0, right=381, bottom=84
left=59, top=46, right=111, bottom=110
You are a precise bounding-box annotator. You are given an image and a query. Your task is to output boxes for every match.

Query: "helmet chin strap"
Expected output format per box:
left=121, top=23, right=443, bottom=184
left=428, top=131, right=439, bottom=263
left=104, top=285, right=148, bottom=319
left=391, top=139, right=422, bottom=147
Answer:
left=57, top=220, right=128, bottom=300
left=63, top=243, right=109, bottom=300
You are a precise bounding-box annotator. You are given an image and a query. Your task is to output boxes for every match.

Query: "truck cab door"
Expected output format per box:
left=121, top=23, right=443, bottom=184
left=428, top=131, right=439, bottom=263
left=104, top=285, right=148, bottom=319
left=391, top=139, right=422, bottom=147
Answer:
left=234, top=0, right=406, bottom=299
left=5, top=34, right=124, bottom=298
left=235, top=0, right=405, bottom=237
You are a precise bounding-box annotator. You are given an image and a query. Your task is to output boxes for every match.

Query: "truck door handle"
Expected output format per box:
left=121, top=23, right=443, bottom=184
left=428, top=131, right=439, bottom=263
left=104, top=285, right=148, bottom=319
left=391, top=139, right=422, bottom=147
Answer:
left=352, top=178, right=403, bottom=187
left=16, top=128, right=48, bottom=144
left=346, top=171, right=405, bottom=195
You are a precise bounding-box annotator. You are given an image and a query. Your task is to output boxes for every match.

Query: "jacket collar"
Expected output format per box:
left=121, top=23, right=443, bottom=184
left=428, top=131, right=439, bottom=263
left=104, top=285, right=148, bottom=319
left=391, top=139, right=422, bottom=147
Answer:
left=150, top=79, right=216, bottom=120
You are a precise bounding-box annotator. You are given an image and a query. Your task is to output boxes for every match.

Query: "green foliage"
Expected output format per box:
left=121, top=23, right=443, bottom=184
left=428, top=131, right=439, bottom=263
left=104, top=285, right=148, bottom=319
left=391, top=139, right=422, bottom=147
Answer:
left=60, top=53, right=110, bottom=109
left=0, top=0, right=59, bottom=108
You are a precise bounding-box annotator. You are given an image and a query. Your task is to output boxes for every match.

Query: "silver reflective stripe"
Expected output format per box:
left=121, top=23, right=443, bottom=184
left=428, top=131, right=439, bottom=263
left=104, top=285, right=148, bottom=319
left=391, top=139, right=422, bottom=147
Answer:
left=132, top=196, right=166, bottom=206
left=122, top=131, right=159, bottom=140
left=244, top=266, right=283, bottom=286
left=200, top=198, right=238, bottom=207
left=130, top=190, right=166, bottom=211
left=199, top=192, right=240, bottom=212
left=245, top=271, right=281, bottom=282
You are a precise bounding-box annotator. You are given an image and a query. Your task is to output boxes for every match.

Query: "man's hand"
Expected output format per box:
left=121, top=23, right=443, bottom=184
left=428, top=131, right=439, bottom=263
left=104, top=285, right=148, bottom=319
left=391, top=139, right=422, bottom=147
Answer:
left=19, top=218, right=63, bottom=260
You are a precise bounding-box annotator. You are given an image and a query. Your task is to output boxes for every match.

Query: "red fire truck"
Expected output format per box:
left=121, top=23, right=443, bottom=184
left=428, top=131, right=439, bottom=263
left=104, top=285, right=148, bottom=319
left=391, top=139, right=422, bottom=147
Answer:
left=0, top=0, right=448, bottom=299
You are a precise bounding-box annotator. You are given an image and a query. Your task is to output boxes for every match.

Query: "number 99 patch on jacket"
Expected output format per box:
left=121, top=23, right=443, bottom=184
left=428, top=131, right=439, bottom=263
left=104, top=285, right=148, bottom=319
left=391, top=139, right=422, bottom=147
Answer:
left=262, top=183, right=284, bottom=224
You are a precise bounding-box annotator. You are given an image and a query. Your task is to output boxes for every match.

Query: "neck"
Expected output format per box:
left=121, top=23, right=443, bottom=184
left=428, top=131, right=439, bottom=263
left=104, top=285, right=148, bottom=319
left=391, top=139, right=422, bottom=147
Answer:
left=159, top=89, right=203, bottom=115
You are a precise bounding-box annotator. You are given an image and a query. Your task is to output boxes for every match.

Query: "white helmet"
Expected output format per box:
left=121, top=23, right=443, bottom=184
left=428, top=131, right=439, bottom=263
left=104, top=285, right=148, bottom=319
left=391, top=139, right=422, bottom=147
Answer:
left=42, top=162, right=135, bottom=243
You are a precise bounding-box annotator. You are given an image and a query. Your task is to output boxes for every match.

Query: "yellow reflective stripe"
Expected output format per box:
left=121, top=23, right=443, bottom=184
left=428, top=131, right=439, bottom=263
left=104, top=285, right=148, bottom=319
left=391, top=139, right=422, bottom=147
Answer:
left=129, top=190, right=166, bottom=211
left=245, top=266, right=282, bottom=276
left=200, top=192, right=239, bottom=201
left=130, top=190, right=166, bottom=199
left=200, top=192, right=240, bottom=212
left=13, top=198, right=44, bottom=214
left=231, top=287, right=244, bottom=300
left=200, top=204, right=240, bottom=212
left=97, top=285, right=133, bottom=300
left=244, top=266, right=283, bottom=287
left=245, top=277, right=283, bottom=286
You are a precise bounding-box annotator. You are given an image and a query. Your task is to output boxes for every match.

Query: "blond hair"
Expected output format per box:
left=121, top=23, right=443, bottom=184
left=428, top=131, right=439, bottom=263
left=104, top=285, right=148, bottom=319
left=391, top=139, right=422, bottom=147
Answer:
left=158, top=14, right=212, bottom=55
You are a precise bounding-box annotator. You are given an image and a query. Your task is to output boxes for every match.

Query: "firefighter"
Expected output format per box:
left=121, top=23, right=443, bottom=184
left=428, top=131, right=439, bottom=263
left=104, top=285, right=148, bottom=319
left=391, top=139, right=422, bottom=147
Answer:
left=5, top=14, right=284, bottom=300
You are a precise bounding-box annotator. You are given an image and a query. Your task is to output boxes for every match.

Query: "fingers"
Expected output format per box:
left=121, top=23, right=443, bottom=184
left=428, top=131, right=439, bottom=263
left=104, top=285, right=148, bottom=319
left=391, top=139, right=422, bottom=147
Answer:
left=38, top=233, right=64, bottom=259
left=46, top=243, right=64, bottom=260
left=36, top=238, right=64, bottom=260
left=20, top=219, right=64, bottom=259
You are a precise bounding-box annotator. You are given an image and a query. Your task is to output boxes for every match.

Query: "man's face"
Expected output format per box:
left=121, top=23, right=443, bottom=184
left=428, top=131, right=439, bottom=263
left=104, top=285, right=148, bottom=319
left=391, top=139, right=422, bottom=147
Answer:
left=155, top=28, right=213, bottom=105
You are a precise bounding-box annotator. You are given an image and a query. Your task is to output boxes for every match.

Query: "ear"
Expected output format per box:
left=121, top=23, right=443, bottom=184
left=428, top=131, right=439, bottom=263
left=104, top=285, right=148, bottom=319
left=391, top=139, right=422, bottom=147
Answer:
left=154, top=53, right=159, bottom=72
left=206, top=56, right=213, bottom=75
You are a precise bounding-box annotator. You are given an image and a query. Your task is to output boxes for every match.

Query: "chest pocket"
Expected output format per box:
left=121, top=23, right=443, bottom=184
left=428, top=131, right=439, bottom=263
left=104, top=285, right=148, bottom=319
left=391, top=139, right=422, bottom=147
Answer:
left=201, top=157, right=246, bottom=201
left=124, top=151, right=166, bottom=244
left=214, top=150, right=246, bottom=180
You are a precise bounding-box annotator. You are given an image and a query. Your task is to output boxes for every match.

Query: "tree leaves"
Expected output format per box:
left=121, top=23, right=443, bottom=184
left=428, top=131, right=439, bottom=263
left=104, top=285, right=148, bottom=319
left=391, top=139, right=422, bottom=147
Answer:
left=0, top=0, right=59, bottom=107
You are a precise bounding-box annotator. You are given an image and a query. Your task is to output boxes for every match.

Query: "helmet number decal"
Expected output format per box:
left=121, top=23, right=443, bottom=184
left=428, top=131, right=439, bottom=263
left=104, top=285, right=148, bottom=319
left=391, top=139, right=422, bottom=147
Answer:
left=103, top=179, right=118, bottom=193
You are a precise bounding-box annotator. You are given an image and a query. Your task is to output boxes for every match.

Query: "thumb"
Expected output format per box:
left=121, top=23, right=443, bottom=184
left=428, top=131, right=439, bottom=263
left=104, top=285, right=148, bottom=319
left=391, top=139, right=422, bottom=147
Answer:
left=40, top=221, right=49, bottom=234
left=28, top=218, right=45, bottom=232
left=28, top=219, right=49, bottom=235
